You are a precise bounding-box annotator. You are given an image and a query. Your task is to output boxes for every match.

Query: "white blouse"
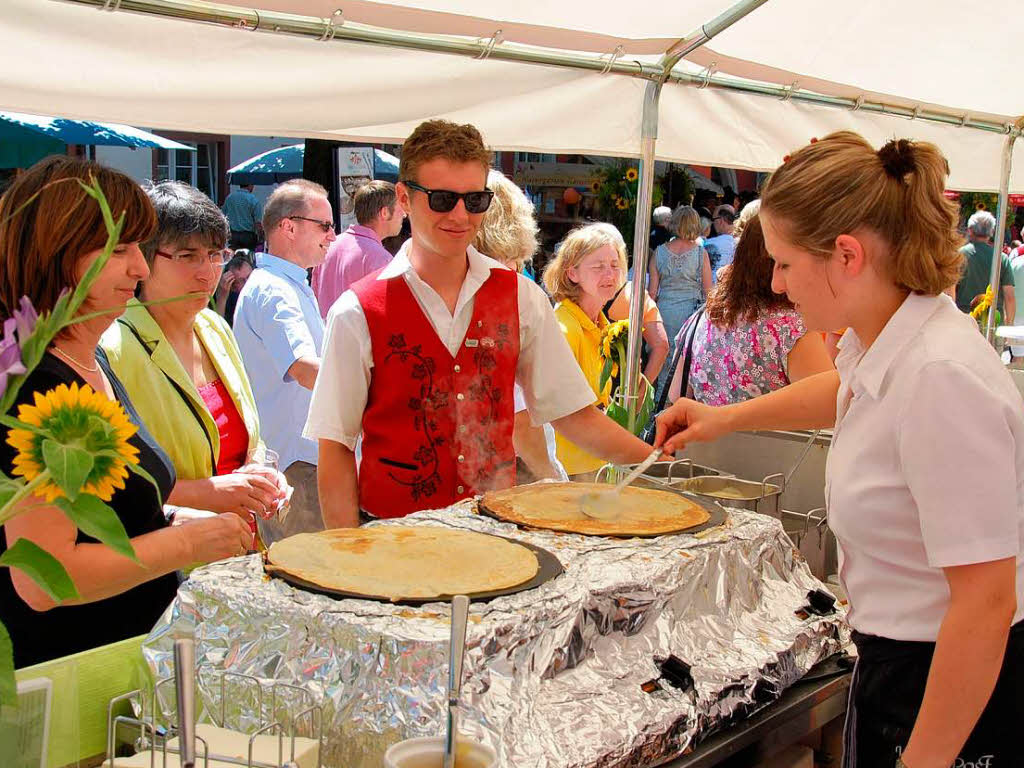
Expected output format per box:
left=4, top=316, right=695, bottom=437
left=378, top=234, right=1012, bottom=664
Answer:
left=828, top=293, right=1024, bottom=641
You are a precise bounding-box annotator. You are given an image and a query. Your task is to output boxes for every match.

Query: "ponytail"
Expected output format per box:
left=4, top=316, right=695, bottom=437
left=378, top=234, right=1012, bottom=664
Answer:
left=761, top=131, right=963, bottom=295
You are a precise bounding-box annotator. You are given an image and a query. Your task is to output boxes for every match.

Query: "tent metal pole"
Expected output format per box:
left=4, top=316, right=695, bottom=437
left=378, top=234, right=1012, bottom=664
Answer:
left=623, top=81, right=661, bottom=432
left=61, top=0, right=1015, bottom=138
left=985, top=128, right=1019, bottom=342
left=623, top=0, right=769, bottom=430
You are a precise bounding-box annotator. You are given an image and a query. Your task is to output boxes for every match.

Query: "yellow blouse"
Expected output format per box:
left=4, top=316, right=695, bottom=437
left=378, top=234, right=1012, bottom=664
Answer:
left=553, top=299, right=611, bottom=475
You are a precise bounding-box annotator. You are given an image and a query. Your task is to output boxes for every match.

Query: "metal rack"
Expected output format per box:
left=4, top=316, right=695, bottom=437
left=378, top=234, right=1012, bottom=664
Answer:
left=106, top=669, right=323, bottom=768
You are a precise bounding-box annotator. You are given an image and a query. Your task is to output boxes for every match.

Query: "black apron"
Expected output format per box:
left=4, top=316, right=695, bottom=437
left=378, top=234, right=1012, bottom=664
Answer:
left=842, top=620, right=1024, bottom=767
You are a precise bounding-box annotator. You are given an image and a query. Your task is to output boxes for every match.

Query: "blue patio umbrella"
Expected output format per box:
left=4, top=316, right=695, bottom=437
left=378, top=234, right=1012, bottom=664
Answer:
left=0, top=111, right=194, bottom=168
left=227, top=144, right=400, bottom=185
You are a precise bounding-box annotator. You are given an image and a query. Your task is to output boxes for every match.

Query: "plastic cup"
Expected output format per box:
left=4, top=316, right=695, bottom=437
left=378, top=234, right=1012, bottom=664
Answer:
left=383, top=735, right=496, bottom=768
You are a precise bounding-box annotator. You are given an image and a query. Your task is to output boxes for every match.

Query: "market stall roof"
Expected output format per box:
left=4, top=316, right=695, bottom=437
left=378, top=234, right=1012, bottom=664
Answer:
left=3, top=0, right=1022, bottom=191
left=227, top=144, right=400, bottom=185
left=193, top=0, right=1024, bottom=122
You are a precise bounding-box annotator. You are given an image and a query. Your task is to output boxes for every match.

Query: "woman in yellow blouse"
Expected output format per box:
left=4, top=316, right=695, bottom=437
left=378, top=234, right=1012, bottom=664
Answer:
left=543, top=223, right=628, bottom=477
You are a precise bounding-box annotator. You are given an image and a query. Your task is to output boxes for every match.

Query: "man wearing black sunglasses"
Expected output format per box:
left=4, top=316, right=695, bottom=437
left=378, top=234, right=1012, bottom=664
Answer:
left=307, top=120, right=655, bottom=527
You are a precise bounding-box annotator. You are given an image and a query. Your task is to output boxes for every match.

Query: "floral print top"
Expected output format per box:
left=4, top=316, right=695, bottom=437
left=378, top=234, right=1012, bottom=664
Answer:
left=687, top=307, right=806, bottom=406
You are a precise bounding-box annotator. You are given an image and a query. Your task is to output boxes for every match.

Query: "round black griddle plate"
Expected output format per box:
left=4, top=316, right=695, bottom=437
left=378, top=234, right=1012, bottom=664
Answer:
left=265, top=535, right=564, bottom=606
left=478, top=487, right=728, bottom=538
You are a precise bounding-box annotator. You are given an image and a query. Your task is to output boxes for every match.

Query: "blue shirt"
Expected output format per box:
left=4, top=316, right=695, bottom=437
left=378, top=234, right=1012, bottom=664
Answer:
left=221, top=189, right=262, bottom=234
left=233, top=253, right=324, bottom=470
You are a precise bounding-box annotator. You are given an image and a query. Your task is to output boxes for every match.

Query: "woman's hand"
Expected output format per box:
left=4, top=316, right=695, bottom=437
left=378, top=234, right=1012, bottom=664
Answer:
left=654, top=397, right=733, bottom=454
left=207, top=472, right=283, bottom=519
left=179, top=513, right=253, bottom=563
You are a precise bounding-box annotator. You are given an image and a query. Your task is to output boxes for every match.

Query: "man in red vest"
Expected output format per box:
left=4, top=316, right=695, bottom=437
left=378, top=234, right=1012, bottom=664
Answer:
left=305, top=120, right=653, bottom=525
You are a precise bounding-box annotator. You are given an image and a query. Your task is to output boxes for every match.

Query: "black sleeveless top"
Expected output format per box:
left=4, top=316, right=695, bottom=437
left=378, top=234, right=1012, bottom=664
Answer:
left=0, top=351, right=177, bottom=668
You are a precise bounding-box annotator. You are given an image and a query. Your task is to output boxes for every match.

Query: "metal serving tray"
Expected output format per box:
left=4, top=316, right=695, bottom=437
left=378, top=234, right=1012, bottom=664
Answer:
left=678, top=473, right=784, bottom=514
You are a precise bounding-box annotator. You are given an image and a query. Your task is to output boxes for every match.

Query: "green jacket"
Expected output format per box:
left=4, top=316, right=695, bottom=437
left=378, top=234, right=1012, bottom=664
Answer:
left=100, top=299, right=262, bottom=480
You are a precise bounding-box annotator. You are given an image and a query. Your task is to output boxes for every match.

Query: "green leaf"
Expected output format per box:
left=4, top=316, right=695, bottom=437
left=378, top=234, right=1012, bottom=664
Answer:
left=0, top=621, right=14, bottom=706
left=598, top=358, right=614, bottom=393
left=55, top=495, right=137, bottom=563
left=0, top=538, right=78, bottom=603
left=41, top=440, right=94, bottom=502
left=0, top=475, right=21, bottom=510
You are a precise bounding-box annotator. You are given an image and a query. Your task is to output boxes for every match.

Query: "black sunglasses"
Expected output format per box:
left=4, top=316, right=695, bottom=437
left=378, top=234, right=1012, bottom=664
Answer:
left=288, top=215, right=335, bottom=233
left=403, top=180, right=494, bottom=214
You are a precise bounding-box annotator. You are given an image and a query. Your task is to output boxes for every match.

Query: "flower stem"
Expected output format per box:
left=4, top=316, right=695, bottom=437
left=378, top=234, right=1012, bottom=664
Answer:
left=64, top=293, right=206, bottom=326
left=0, top=470, right=52, bottom=526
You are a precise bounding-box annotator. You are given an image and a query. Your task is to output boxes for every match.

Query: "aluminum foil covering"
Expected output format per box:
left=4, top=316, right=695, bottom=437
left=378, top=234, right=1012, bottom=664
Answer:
left=141, top=501, right=848, bottom=767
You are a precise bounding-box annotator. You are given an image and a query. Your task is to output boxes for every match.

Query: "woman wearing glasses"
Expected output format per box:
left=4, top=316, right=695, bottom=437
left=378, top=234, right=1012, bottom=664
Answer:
left=102, top=181, right=286, bottom=525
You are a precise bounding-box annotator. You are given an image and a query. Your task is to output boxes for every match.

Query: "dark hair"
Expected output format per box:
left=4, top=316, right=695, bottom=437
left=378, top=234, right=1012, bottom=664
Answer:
left=227, top=248, right=254, bottom=270
left=353, top=180, right=397, bottom=226
left=141, top=180, right=228, bottom=263
left=0, top=156, right=156, bottom=317
left=705, top=214, right=793, bottom=327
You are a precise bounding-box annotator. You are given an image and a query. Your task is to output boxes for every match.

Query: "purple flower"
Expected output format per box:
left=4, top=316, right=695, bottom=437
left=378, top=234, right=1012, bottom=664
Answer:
left=13, top=296, right=37, bottom=342
left=0, top=318, right=27, bottom=396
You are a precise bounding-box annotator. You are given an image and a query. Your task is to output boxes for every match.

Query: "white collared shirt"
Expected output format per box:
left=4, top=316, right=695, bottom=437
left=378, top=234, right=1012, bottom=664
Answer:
left=303, top=242, right=595, bottom=451
left=827, top=293, right=1024, bottom=641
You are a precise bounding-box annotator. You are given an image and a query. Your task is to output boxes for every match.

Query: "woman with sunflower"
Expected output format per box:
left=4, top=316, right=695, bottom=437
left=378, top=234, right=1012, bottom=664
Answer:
left=542, top=223, right=627, bottom=477
left=0, top=158, right=251, bottom=668
left=473, top=170, right=566, bottom=482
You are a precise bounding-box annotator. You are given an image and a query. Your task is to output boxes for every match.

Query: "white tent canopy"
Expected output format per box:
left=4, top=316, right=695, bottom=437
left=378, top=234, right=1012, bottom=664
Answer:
left=2, top=0, right=1022, bottom=192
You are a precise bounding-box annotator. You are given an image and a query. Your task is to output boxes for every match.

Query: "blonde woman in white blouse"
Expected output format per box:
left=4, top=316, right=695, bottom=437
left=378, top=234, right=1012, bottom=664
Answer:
left=656, top=132, right=1023, bottom=768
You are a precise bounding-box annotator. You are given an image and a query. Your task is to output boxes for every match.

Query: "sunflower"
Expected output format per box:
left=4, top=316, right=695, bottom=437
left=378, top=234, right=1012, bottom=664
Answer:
left=625, top=167, right=639, bottom=182
left=7, top=382, right=140, bottom=502
left=590, top=180, right=601, bottom=193
left=615, top=197, right=630, bottom=210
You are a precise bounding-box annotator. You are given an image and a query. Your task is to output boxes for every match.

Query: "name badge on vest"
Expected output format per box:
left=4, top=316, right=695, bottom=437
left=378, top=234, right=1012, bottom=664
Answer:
left=465, top=338, right=479, bottom=348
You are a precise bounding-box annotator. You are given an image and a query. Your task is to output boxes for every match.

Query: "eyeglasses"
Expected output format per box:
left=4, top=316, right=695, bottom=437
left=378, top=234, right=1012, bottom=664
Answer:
left=402, top=181, right=494, bottom=214
left=155, top=249, right=231, bottom=268
left=288, top=216, right=335, bottom=233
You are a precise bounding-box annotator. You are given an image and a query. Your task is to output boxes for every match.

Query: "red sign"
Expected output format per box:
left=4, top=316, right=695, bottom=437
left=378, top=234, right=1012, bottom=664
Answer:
left=1009, top=194, right=1024, bottom=207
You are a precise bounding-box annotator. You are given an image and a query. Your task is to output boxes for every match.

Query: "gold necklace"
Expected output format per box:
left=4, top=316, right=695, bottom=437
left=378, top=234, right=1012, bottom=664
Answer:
left=51, top=345, right=99, bottom=373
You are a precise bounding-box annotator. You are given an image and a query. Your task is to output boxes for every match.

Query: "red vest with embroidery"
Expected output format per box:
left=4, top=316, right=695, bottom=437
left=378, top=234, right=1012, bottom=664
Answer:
left=352, top=268, right=520, bottom=518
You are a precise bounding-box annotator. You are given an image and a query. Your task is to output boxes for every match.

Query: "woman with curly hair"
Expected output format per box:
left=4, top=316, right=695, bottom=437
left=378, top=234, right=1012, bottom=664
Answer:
left=667, top=201, right=832, bottom=404
left=474, top=170, right=565, bottom=481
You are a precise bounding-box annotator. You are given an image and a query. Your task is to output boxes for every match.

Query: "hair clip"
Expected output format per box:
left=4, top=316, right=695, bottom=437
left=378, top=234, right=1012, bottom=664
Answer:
left=809, top=137, right=818, bottom=144
left=783, top=155, right=792, bottom=163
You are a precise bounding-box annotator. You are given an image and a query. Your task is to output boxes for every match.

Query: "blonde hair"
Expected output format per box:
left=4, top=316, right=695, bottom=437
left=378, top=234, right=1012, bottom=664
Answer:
left=732, top=198, right=760, bottom=242
left=670, top=205, right=702, bottom=240
left=761, top=131, right=962, bottom=294
left=473, top=170, right=538, bottom=269
left=543, top=223, right=627, bottom=303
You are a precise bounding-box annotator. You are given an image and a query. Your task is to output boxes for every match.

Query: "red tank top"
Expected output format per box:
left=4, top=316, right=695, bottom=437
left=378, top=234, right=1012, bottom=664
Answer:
left=198, top=379, right=248, bottom=474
